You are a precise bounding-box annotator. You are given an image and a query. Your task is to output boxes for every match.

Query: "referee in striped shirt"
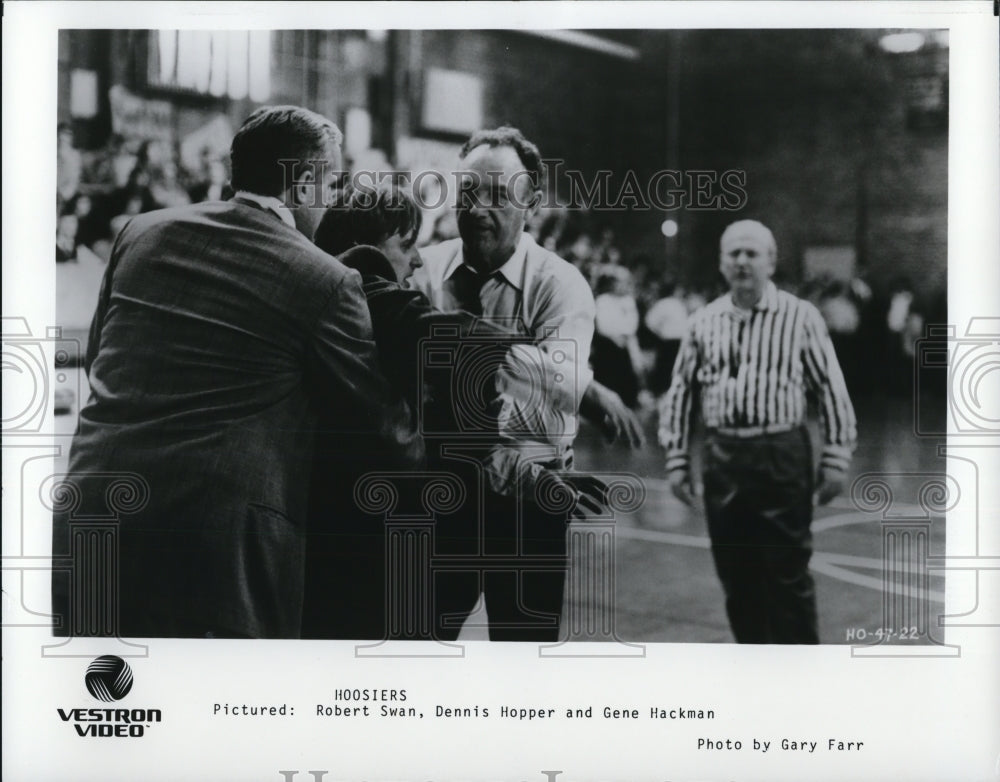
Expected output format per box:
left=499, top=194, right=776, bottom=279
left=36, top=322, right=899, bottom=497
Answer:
left=658, top=220, right=857, bottom=643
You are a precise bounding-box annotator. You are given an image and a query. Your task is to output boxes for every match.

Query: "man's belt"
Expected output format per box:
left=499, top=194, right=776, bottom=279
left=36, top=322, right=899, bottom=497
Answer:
left=711, top=422, right=798, bottom=439
left=504, top=441, right=575, bottom=471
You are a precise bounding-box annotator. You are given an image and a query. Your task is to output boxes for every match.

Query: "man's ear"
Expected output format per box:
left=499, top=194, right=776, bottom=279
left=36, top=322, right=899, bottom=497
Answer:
left=289, top=167, right=316, bottom=209
left=525, top=188, right=543, bottom=220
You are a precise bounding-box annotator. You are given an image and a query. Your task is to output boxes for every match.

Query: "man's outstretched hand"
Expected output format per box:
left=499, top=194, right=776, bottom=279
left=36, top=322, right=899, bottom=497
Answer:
left=536, top=471, right=609, bottom=520
left=814, top=466, right=847, bottom=506
left=580, top=380, right=645, bottom=448
left=668, top=469, right=697, bottom=507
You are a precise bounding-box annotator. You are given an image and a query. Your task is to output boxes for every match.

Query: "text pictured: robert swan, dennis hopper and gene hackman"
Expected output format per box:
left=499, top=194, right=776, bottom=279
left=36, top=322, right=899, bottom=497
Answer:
left=52, top=103, right=857, bottom=644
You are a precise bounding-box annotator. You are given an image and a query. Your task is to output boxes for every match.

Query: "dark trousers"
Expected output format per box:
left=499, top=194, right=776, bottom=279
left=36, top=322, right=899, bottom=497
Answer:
left=433, top=490, right=569, bottom=642
left=650, top=338, right=681, bottom=396
left=301, top=528, right=387, bottom=640
left=591, top=334, right=640, bottom=408
left=702, top=427, right=819, bottom=644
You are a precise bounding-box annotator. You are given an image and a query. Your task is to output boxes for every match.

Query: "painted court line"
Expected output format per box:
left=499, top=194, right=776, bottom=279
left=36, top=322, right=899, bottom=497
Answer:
left=612, top=523, right=945, bottom=602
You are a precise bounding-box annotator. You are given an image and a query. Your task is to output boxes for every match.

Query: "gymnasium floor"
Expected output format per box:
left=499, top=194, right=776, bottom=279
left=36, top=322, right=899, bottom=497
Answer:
left=51, top=373, right=947, bottom=645
left=556, top=392, right=949, bottom=645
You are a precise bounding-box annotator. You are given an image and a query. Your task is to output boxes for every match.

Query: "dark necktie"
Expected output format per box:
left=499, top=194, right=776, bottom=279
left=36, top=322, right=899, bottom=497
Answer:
left=450, top=264, right=489, bottom=316
left=445, top=264, right=506, bottom=435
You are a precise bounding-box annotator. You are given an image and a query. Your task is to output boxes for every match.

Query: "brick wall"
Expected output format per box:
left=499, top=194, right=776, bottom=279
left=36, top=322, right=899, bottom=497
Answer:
left=57, top=29, right=947, bottom=302
left=652, top=30, right=948, bottom=301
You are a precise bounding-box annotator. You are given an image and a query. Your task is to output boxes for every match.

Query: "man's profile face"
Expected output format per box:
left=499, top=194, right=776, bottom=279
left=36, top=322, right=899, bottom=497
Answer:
left=719, top=225, right=776, bottom=302
left=456, top=143, right=538, bottom=273
left=379, top=228, right=423, bottom=285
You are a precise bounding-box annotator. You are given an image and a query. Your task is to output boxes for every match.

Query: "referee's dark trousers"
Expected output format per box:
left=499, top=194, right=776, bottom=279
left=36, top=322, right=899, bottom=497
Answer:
left=702, top=426, right=818, bottom=644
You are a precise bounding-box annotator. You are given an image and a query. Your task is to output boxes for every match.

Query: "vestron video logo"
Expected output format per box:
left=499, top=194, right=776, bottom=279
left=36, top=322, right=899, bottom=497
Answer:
left=57, top=656, right=161, bottom=738
left=85, top=655, right=133, bottom=701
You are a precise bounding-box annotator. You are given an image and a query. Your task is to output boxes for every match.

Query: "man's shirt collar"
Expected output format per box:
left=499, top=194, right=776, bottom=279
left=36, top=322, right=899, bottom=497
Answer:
left=443, top=232, right=533, bottom=291
left=724, top=280, right=778, bottom=314
left=233, top=190, right=296, bottom=230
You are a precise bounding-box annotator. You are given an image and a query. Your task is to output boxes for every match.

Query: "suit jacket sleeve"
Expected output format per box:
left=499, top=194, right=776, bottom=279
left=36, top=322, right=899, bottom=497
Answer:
left=310, top=269, right=424, bottom=468
left=84, top=224, right=131, bottom=374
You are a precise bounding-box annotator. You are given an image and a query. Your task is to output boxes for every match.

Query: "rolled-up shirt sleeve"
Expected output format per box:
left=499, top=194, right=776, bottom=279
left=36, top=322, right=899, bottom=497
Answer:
left=801, top=303, right=857, bottom=472
left=497, top=343, right=593, bottom=416
left=524, top=269, right=596, bottom=422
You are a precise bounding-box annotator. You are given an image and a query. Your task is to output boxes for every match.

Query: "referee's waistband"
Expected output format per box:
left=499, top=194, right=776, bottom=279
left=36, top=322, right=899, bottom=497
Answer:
left=709, top=422, right=800, bottom=439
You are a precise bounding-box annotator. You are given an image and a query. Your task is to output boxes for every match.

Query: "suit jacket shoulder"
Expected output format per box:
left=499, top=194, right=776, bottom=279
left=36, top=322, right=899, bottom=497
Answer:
left=116, top=201, right=353, bottom=326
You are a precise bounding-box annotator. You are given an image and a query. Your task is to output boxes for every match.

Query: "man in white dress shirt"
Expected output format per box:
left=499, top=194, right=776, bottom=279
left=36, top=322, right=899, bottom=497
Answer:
left=411, top=126, right=612, bottom=641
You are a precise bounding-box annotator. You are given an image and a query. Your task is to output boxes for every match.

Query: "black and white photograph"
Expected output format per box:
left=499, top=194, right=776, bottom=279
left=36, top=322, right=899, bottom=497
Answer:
left=45, top=23, right=953, bottom=644
left=3, top=2, right=999, bottom=781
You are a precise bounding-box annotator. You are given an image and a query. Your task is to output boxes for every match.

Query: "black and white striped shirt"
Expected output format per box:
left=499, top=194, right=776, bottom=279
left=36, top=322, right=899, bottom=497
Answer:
left=657, top=282, right=857, bottom=474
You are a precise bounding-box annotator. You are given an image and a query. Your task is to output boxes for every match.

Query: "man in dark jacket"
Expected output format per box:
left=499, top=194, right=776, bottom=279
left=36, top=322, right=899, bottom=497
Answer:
left=52, top=106, right=422, bottom=639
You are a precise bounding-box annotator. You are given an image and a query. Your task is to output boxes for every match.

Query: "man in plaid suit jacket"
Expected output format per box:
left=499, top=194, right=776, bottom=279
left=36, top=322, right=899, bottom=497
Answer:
left=52, top=106, right=422, bottom=639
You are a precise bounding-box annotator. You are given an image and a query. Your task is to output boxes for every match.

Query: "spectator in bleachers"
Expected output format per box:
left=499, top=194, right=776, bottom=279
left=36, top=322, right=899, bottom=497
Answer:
left=123, top=140, right=167, bottom=203
left=86, top=133, right=136, bottom=192
left=644, top=279, right=689, bottom=396
left=885, top=275, right=917, bottom=396
left=56, top=213, right=79, bottom=263
left=592, top=226, right=617, bottom=265
left=108, top=194, right=144, bottom=242
left=565, top=230, right=595, bottom=271
left=814, top=277, right=867, bottom=395
left=187, top=158, right=229, bottom=203
left=57, top=123, right=82, bottom=211
left=684, top=286, right=708, bottom=314
left=531, top=205, right=571, bottom=252
left=592, top=266, right=644, bottom=408
left=143, top=158, right=192, bottom=211
left=63, top=193, right=104, bottom=253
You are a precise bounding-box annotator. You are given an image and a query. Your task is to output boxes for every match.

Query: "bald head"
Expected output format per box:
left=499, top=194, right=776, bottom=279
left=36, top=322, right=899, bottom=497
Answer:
left=719, top=220, right=777, bottom=307
left=720, top=220, right=776, bottom=258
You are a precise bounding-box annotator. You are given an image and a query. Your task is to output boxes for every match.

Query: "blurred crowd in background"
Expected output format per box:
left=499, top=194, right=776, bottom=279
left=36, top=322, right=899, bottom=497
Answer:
left=56, top=120, right=945, bottom=409
left=56, top=122, right=230, bottom=264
